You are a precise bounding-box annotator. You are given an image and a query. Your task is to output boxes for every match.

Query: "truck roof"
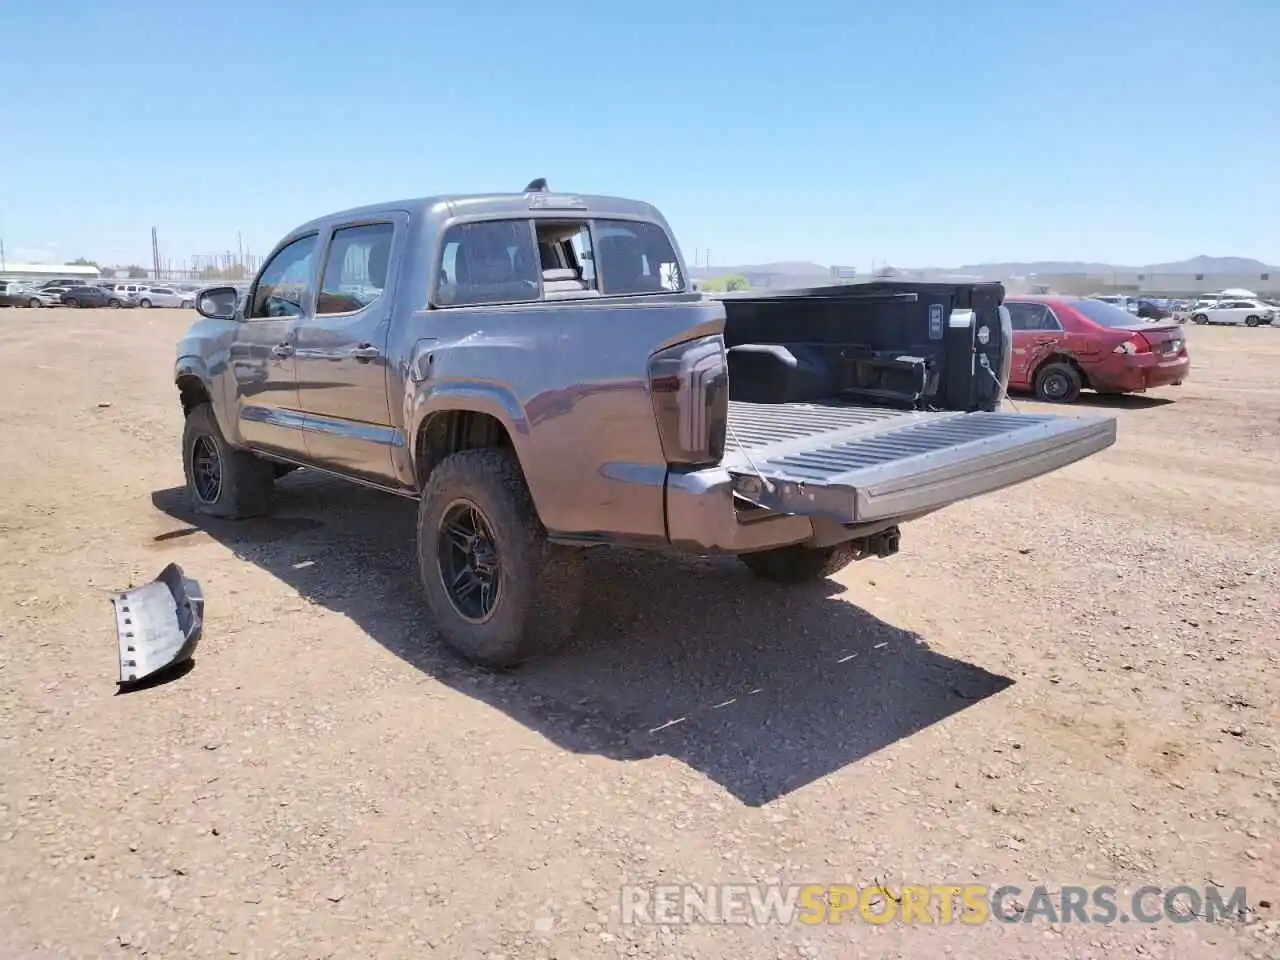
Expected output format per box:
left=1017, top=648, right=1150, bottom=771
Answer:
left=291, top=191, right=665, bottom=236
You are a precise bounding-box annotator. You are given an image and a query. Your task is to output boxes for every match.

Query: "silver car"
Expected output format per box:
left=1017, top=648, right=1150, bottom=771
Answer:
left=136, top=286, right=194, bottom=309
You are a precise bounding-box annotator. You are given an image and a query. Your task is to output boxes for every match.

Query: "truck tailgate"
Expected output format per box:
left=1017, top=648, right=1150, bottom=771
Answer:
left=722, top=401, right=1116, bottom=522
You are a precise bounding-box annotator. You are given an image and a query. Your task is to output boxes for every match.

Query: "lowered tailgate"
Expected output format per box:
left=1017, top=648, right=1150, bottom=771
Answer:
left=723, top=401, right=1115, bottom=522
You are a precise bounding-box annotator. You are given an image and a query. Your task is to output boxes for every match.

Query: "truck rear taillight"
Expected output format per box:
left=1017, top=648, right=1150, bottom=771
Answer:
left=648, top=335, right=728, bottom=469
left=1113, top=334, right=1151, bottom=355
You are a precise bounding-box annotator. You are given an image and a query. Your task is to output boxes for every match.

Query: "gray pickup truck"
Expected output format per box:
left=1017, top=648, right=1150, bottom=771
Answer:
left=176, top=181, right=1116, bottom=667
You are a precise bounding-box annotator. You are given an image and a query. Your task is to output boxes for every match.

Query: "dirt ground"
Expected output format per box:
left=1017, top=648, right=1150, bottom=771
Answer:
left=0, top=308, right=1277, bottom=959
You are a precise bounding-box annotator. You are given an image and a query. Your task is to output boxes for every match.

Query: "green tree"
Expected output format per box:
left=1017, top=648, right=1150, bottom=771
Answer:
left=66, top=257, right=100, bottom=269
left=125, top=265, right=148, bottom=279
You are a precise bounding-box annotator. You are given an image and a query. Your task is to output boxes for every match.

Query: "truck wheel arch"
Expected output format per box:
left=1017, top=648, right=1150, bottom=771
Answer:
left=177, top=373, right=212, bottom=416
left=413, top=409, right=521, bottom=493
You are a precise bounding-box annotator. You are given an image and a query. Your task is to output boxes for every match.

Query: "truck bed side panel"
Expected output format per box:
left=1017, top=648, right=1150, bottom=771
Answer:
left=395, top=294, right=723, bottom=543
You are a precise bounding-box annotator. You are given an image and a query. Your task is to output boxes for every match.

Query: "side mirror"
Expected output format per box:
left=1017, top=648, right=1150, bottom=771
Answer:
left=196, top=285, right=240, bottom=321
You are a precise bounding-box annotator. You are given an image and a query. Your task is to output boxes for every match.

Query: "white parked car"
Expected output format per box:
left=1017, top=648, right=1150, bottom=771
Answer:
left=1189, top=298, right=1276, bottom=327
left=105, top=282, right=147, bottom=306
left=135, top=286, right=195, bottom=309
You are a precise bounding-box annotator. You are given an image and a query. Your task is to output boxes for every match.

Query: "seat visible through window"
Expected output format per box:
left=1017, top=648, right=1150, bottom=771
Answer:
left=437, top=221, right=540, bottom=306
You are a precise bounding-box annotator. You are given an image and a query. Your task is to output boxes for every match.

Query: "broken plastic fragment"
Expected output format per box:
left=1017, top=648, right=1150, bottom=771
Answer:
left=111, top=563, right=204, bottom=685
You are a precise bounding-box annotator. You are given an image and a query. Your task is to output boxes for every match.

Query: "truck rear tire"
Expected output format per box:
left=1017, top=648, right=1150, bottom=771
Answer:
left=417, top=448, right=583, bottom=668
left=182, top=403, right=275, bottom=518
left=738, top=542, right=859, bottom=584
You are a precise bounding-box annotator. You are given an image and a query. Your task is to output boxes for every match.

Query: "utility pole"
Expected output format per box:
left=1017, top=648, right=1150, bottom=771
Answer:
left=237, top=231, right=244, bottom=271
left=151, top=227, right=161, bottom=280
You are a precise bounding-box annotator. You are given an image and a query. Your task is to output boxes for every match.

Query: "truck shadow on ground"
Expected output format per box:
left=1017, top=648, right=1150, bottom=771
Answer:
left=151, top=474, right=1013, bottom=807
left=1010, top=391, right=1175, bottom=410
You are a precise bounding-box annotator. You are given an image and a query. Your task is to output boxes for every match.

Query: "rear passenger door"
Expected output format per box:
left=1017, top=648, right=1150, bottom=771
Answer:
left=292, top=216, right=404, bottom=484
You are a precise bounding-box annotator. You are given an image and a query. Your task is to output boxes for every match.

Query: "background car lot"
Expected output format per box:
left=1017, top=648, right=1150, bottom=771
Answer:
left=0, top=309, right=1276, bottom=958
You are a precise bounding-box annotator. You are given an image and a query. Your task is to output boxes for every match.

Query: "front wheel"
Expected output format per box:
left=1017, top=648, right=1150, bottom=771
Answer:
left=1245, top=315, right=1260, bottom=327
left=417, top=448, right=583, bottom=668
left=1033, top=362, right=1083, bottom=403
left=182, top=403, right=275, bottom=518
left=108, top=298, right=121, bottom=308
left=139, top=298, right=152, bottom=308
left=738, top=542, right=860, bottom=584
left=182, top=299, right=194, bottom=309
left=28, top=298, right=41, bottom=308
left=1192, top=313, right=1208, bottom=325
left=64, top=298, right=78, bottom=308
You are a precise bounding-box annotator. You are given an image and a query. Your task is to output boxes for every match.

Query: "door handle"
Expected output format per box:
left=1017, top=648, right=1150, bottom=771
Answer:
left=271, top=343, right=295, bottom=358
left=350, top=344, right=380, bottom=361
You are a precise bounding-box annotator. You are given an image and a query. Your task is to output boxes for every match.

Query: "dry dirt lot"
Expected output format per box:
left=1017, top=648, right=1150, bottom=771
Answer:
left=1, top=308, right=1277, bottom=959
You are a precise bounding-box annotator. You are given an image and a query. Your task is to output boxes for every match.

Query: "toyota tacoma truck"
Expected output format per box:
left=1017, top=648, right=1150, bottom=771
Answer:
left=176, top=180, right=1116, bottom=667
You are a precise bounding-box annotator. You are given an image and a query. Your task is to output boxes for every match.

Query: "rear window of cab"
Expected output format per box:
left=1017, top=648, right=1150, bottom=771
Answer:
left=435, top=217, right=684, bottom=307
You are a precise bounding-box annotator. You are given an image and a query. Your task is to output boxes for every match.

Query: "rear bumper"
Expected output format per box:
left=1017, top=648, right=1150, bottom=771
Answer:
left=666, top=467, right=813, bottom=553
left=1090, top=353, right=1189, bottom=392
left=665, top=468, right=911, bottom=554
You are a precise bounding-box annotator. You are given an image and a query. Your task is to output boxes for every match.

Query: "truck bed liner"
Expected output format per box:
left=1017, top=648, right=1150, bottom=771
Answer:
left=722, top=400, right=1115, bottom=523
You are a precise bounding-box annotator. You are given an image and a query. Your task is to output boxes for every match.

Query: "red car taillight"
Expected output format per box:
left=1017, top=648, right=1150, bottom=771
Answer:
left=1112, top=333, right=1151, bottom=356
left=648, top=335, right=728, bottom=469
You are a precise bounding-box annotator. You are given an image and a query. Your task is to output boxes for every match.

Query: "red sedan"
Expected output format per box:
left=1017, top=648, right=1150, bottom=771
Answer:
left=1004, top=296, right=1190, bottom=403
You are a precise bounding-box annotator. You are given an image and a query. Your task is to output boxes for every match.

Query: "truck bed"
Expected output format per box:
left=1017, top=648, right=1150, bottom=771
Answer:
left=721, top=400, right=1115, bottom=524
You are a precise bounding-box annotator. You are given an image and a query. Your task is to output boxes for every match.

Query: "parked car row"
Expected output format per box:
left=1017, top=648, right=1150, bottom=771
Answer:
left=0, top=278, right=200, bottom=309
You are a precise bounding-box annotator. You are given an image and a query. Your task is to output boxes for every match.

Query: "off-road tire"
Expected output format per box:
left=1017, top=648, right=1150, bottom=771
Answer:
left=738, top=542, right=860, bottom=584
left=1033, top=362, right=1083, bottom=403
left=1245, top=315, right=1260, bottom=328
left=417, top=448, right=583, bottom=669
left=182, top=402, right=275, bottom=518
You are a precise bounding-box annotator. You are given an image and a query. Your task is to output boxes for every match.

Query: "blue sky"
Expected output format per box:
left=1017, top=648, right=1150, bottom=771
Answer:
left=2, top=0, right=1276, bottom=270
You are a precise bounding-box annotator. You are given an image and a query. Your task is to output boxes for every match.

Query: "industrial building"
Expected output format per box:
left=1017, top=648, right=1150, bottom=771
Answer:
left=0, top=263, right=101, bottom=283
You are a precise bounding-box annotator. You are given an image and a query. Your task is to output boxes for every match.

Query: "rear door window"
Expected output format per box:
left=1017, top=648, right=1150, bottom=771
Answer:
left=594, top=220, right=684, bottom=295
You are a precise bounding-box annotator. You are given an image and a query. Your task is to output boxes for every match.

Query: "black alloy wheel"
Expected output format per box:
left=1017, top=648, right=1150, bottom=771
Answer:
left=436, top=498, right=503, bottom=623
left=190, top=434, right=223, bottom=504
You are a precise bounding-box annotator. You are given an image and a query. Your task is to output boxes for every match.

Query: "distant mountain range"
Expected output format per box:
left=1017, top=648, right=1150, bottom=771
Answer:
left=948, top=255, right=1275, bottom=276
left=691, top=255, right=1276, bottom=283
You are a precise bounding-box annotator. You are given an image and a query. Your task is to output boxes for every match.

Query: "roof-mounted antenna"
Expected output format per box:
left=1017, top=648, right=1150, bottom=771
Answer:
left=524, top=177, right=549, bottom=193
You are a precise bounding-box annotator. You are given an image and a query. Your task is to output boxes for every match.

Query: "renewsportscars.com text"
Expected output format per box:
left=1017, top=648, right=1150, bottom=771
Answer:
left=621, top=883, right=1249, bottom=926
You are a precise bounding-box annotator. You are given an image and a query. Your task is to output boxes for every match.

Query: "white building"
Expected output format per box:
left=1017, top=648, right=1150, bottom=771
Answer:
left=0, top=263, right=101, bottom=282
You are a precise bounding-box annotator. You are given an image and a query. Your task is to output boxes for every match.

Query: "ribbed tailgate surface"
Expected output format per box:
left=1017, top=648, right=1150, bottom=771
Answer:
left=723, top=401, right=1116, bottom=522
